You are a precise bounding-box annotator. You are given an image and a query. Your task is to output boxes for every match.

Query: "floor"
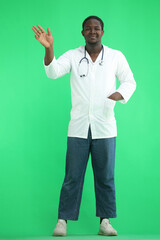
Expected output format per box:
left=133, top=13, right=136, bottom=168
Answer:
left=1, top=235, right=160, bottom=240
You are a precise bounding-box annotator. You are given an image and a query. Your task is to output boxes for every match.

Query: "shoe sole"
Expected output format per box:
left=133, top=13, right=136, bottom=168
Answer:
left=98, top=230, right=117, bottom=236
left=53, top=232, right=67, bottom=236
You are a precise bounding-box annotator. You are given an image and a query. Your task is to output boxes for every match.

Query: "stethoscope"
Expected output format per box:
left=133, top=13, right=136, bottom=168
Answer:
left=78, top=45, right=104, bottom=78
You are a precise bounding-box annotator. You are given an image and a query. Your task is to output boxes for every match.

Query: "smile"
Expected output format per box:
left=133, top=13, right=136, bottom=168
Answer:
left=89, top=36, right=97, bottom=39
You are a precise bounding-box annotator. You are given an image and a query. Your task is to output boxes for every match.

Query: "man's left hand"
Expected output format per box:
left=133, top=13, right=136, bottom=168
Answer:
left=108, top=92, right=124, bottom=101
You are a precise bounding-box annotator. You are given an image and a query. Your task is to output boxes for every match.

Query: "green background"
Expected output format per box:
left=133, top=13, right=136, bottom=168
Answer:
left=0, top=0, right=160, bottom=238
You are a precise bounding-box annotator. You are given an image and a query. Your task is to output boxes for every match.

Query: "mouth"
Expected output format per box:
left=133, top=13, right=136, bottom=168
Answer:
left=89, top=36, right=97, bottom=39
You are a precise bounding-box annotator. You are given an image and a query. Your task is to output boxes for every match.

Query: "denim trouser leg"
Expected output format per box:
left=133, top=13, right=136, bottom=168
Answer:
left=91, top=136, right=116, bottom=218
left=58, top=128, right=91, bottom=220
left=58, top=126, right=116, bottom=220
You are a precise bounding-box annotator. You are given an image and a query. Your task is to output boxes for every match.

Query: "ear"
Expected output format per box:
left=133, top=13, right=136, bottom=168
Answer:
left=101, top=30, right=104, bottom=36
left=81, top=30, right=84, bottom=37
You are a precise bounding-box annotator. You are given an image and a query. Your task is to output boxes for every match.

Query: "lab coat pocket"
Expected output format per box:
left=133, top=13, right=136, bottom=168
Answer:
left=103, top=98, right=116, bottom=121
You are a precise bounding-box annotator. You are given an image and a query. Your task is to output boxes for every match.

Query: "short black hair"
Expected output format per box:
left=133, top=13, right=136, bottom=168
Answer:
left=82, top=16, right=104, bottom=30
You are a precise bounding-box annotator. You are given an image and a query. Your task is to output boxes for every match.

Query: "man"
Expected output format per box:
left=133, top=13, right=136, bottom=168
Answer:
left=32, top=16, right=136, bottom=237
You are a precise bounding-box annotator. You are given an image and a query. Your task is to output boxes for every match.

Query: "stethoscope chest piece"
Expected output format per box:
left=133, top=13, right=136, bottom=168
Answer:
left=99, top=60, right=103, bottom=66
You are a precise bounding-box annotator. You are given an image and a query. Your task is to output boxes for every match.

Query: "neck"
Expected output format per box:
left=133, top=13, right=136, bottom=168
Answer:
left=85, top=42, right=102, bottom=54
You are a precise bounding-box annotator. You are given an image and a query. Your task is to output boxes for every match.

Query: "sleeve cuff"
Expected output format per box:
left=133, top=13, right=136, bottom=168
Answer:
left=116, top=90, right=128, bottom=104
left=116, top=81, right=136, bottom=104
left=43, top=57, right=56, bottom=67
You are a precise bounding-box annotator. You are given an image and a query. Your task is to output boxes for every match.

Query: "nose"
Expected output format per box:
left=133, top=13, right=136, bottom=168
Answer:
left=90, top=28, right=96, bottom=34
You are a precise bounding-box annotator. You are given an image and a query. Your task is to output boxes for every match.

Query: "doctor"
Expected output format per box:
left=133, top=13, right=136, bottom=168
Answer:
left=32, top=15, right=136, bottom=237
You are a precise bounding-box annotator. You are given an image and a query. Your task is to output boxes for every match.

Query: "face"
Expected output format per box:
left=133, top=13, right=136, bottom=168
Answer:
left=82, top=19, right=104, bottom=45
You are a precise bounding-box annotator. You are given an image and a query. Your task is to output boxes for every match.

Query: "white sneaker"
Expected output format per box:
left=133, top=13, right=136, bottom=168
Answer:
left=98, top=218, right=118, bottom=236
left=53, top=219, right=67, bottom=236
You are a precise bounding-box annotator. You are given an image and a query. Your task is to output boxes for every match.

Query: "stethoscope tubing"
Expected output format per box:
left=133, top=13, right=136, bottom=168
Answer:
left=78, top=45, right=104, bottom=77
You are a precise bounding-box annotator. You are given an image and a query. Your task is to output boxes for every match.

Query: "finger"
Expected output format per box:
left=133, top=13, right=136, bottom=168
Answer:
left=35, top=34, right=39, bottom=40
left=32, top=26, right=40, bottom=36
left=37, top=25, right=46, bottom=33
left=32, top=26, right=38, bottom=35
left=47, top=27, right=51, bottom=36
left=32, top=26, right=41, bottom=35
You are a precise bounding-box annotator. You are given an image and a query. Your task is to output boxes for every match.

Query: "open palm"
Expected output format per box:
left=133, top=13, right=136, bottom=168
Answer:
left=32, top=25, right=53, bottom=48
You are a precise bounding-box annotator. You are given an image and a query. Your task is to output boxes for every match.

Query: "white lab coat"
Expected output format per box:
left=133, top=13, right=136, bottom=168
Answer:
left=43, top=45, right=136, bottom=139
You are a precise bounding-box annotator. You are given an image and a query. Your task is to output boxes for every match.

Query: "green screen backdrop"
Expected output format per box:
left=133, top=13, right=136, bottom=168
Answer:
left=0, top=0, right=160, bottom=238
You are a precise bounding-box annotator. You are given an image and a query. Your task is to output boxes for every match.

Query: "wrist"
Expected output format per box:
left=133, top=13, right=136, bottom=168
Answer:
left=45, top=44, right=53, bottom=50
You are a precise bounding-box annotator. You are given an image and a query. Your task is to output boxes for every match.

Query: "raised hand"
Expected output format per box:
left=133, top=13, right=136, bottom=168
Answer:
left=32, top=25, right=53, bottom=48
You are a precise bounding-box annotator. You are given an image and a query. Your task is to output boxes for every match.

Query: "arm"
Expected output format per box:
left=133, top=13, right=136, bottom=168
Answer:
left=32, top=25, right=54, bottom=67
left=43, top=50, right=71, bottom=79
left=110, top=51, right=136, bottom=103
left=44, top=45, right=54, bottom=66
left=32, top=25, right=71, bottom=79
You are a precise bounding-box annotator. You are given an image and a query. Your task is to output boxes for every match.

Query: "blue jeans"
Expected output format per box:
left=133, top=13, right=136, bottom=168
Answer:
left=58, top=125, right=117, bottom=220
